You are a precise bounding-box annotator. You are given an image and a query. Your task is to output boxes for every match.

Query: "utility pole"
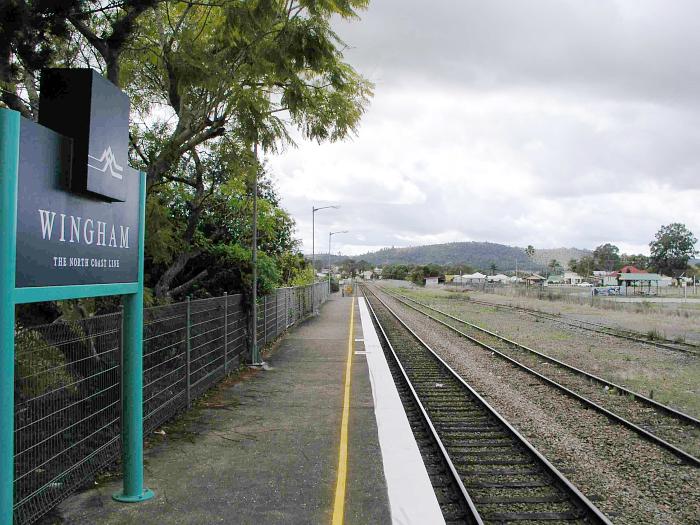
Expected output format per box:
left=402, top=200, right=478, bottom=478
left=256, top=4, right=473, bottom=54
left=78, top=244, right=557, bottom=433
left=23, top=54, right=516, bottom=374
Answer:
left=250, top=143, right=262, bottom=366
left=311, top=205, right=339, bottom=311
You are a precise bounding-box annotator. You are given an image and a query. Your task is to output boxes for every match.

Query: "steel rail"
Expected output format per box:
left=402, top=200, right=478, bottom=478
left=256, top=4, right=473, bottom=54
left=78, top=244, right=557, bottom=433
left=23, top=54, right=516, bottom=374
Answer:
left=362, top=284, right=612, bottom=524
left=390, top=289, right=700, bottom=427
left=363, top=289, right=483, bottom=524
left=376, top=285, right=700, bottom=466
left=465, top=296, right=699, bottom=355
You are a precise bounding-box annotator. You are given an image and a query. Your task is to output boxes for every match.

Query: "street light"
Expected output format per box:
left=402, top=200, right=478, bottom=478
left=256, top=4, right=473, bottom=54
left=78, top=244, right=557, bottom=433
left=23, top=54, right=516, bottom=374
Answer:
left=312, top=205, right=340, bottom=278
left=312, top=205, right=339, bottom=312
left=329, top=230, right=349, bottom=291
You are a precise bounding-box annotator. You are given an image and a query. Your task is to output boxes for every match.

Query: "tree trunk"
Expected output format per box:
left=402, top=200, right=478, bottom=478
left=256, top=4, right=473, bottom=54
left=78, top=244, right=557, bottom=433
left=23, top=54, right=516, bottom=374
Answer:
left=154, top=250, right=199, bottom=299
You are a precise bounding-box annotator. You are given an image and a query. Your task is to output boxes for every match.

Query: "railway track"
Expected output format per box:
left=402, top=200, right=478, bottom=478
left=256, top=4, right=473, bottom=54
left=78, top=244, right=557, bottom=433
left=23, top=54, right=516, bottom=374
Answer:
left=460, top=295, right=699, bottom=356
left=362, top=284, right=611, bottom=524
left=379, top=285, right=700, bottom=465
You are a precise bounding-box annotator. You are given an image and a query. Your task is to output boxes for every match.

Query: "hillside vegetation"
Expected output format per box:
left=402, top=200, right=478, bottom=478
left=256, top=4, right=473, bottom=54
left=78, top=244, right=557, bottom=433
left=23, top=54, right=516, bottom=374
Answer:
left=320, top=242, right=591, bottom=272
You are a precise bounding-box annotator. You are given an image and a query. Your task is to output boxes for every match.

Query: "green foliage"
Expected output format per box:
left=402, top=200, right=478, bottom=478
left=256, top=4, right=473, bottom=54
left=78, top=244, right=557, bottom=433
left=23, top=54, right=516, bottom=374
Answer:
left=620, top=253, right=649, bottom=270
left=570, top=255, right=594, bottom=276
left=593, top=243, right=621, bottom=271
left=15, top=328, right=75, bottom=398
left=547, top=259, right=561, bottom=274
left=649, top=223, right=698, bottom=275
left=5, top=0, right=373, bottom=302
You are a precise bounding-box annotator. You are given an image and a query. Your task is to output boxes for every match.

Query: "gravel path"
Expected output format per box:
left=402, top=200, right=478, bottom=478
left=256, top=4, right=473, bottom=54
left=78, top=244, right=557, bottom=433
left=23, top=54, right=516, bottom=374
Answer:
left=373, top=287, right=700, bottom=525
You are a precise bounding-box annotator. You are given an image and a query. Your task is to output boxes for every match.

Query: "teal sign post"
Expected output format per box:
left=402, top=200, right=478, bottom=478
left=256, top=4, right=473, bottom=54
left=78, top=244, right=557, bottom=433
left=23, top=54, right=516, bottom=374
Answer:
left=0, top=69, right=153, bottom=525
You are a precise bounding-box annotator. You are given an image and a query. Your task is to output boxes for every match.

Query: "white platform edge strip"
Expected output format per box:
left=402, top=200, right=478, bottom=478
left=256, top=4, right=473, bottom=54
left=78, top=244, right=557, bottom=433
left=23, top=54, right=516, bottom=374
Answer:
left=357, top=297, right=445, bottom=525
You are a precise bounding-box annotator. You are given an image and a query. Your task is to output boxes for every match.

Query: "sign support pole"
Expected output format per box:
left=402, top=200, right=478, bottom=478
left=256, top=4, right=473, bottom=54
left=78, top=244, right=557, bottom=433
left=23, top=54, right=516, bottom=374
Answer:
left=0, top=109, right=19, bottom=525
left=113, top=172, right=153, bottom=503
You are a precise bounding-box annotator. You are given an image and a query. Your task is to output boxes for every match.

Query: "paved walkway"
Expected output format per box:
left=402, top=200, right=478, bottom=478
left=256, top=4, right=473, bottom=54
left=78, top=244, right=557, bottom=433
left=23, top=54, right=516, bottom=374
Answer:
left=56, top=294, right=391, bottom=524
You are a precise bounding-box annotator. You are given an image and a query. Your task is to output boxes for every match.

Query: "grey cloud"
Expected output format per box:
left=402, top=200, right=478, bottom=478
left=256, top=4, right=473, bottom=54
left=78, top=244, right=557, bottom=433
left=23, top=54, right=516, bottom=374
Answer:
left=336, top=0, right=700, bottom=106
left=269, top=1, right=700, bottom=256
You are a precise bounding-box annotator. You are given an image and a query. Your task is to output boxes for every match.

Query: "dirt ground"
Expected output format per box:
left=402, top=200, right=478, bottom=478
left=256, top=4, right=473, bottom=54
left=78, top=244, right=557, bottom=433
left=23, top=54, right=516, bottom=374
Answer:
left=385, top=284, right=700, bottom=418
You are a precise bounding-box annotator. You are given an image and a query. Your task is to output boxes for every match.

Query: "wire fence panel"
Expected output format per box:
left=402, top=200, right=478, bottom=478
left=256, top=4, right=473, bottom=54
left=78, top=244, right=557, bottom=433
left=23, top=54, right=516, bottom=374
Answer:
left=14, top=314, right=122, bottom=525
left=142, top=302, right=188, bottom=435
left=12, top=282, right=329, bottom=524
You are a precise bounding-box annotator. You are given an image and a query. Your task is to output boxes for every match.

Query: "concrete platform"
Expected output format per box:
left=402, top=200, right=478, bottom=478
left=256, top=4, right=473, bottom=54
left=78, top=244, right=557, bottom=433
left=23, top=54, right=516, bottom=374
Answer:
left=54, top=293, right=439, bottom=524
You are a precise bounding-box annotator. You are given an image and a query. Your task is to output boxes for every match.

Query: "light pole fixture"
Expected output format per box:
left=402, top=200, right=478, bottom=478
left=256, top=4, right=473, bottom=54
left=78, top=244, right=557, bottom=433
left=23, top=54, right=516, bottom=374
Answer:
left=328, top=230, right=349, bottom=290
left=312, top=205, right=339, bottom=312
left=312, top=205, right=339, bottom=279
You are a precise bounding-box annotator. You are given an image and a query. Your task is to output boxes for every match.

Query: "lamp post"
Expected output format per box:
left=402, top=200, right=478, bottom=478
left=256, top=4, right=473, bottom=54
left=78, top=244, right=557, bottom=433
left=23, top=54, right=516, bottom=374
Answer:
left=312, top=205, right=340, bottom=275
left=329, top=230, right=348, bottom=291
left=312, top=205, right=339, bottom=309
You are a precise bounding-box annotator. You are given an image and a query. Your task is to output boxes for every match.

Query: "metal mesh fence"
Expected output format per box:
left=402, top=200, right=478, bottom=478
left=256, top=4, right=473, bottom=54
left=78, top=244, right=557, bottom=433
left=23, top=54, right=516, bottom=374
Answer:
left=13, top=281, right=329, bottom=524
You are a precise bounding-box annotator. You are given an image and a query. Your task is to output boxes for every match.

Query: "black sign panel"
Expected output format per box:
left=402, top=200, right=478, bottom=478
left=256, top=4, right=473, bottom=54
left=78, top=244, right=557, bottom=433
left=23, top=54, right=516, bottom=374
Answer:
left=39, top=69, right=129, bottom=202
left=15, top=118, right=140, bottom=288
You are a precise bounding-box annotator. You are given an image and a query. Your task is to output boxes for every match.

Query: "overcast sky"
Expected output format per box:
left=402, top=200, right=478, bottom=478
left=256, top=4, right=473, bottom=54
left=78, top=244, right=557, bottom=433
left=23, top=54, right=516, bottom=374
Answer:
left=266, top=0, right=700, bottom=257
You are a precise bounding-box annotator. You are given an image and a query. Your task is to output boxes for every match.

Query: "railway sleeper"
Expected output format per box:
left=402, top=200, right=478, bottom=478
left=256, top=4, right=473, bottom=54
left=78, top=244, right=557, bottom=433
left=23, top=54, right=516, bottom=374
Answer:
left=453, top=457, right=536, bottom=466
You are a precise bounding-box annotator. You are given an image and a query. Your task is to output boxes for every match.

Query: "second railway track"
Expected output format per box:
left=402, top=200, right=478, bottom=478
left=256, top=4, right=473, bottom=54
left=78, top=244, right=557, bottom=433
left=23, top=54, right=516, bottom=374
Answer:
left=460, top=295, right=699, bottom=355
left=362, top=284, right=611, bottom=524
left=378, top=285, right=700, bottom=465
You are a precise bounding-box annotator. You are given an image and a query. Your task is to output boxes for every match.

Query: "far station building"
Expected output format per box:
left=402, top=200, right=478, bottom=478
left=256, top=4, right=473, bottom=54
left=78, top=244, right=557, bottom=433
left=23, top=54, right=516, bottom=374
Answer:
left=616, top=272, right=664, bottom=295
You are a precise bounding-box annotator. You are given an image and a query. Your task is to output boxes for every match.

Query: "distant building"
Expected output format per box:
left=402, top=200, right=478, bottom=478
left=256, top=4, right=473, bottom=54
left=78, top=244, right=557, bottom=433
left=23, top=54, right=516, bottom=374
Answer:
left=545, top=274, right=564, bottom=285
left=425, top=276, right=439, bottom=287
left=619, top=265, right=644, bottom=274
left=617, top=273, right=663, bottom=295
left=525, top=274, right=546, bottom=286
left=563, top=271, right=583, bottom=285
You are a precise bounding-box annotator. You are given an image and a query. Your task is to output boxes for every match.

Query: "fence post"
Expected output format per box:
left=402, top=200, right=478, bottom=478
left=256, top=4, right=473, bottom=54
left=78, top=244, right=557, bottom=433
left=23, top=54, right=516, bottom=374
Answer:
left=223, top=292, right=228, bottom=375
left=186, top=296, right=191, bottom=409
left=275, top=291, right=279, bottom=338
left=263, top=295, right=268, bottom=346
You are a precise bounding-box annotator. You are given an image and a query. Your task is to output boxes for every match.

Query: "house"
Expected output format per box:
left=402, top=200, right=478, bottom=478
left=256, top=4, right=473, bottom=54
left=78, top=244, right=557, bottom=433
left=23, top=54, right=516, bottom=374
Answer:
left=424, top=276, right=439, bottom=287
left=486, top=274, right=510, bottom=284
left=617, top=273, right=662, bottom=295
left=545, top=274, right=564, bottom=286
left=619, top=265, right=644, bottom=274
left=360, top=270, right=373, bottom=280
left=525, top=274, right=546, bottom=286
left=563, top=271, right=583, bottom=285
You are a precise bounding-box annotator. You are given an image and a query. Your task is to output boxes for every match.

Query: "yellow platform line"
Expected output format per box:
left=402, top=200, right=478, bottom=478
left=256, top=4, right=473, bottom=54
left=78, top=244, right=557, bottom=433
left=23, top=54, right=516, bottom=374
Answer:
left=332, top=296, right=355, bottom=525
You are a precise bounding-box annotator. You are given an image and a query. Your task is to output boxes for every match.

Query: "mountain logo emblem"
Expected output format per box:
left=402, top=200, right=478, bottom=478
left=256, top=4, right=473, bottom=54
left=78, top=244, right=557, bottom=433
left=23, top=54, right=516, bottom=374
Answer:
left=88, top=146, right=123, bottom=180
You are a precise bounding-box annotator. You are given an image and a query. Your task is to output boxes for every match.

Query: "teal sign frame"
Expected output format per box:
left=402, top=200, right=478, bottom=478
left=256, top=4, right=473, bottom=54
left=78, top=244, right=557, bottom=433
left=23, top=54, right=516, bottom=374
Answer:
left=0, top=107, right=153, bottom=525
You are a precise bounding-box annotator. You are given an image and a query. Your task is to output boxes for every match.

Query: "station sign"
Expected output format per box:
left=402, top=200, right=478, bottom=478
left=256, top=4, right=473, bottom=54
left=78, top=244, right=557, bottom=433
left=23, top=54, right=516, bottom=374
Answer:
left=14, top=69, right=140, bottom=288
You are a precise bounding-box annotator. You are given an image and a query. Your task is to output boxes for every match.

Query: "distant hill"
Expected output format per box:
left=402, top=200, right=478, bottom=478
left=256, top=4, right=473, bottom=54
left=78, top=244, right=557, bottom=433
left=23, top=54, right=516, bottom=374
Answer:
left=315, top=242, right=591, bottom=272
left=532, top=248, right=592, bottom=269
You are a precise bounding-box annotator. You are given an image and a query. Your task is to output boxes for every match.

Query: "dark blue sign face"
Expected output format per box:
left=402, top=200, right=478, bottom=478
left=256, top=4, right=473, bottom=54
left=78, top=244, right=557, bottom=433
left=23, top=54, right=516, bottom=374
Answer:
left=14, top=119, right=140, bottom=288
left=39, top=69, right=129, bottom=202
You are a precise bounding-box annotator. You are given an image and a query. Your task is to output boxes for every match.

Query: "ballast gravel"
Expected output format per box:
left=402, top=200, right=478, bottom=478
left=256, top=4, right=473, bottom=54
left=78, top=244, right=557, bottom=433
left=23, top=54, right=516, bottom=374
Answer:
left=377, top=289, right=700, bottom=525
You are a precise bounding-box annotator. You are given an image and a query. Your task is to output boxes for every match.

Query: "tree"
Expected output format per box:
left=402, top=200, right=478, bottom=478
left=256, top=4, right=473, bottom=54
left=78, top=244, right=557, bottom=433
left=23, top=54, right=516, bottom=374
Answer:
left=489, top=262, right=497, bottom=275
left=592, top=243, right=621, bottom=271
left=620, top=253, right=649, bottom=270
left=3, top=1, right=374, bottom=300
left=576, top=255, right=594, bottom=277
left=649, top=223, right=698, bottom=276
left=547, top=259, right=561, bottom=275
left=525, top=245, right=535, bottom=258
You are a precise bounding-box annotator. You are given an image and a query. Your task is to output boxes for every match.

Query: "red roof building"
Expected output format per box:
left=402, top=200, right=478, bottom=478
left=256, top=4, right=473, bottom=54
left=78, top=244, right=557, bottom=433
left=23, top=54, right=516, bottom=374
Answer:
left=618, top=265, right=644, bottom=274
